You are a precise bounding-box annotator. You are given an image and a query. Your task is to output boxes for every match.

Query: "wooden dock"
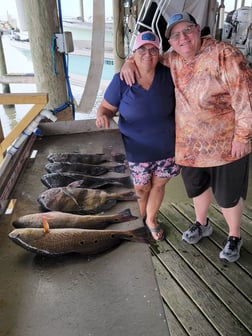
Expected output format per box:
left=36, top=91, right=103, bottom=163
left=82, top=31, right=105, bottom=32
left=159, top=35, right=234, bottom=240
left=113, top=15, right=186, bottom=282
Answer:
left=152, top=202, right=252, bottom=336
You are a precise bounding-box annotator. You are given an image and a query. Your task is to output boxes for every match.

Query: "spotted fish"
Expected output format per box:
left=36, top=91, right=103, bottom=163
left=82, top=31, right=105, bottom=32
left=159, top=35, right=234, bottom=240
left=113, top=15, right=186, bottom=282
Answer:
left=8, top=219, right=148, bottom=256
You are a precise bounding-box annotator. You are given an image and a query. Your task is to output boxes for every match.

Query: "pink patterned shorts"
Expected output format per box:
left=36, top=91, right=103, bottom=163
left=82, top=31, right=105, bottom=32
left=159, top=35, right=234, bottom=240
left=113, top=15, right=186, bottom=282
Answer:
left=128, top=158, right=180, bottom=185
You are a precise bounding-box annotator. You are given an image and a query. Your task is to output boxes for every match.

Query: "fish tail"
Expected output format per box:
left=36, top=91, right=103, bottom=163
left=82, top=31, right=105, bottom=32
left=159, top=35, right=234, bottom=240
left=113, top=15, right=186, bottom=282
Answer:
left=117, top=191, right=138, bottom=201
left=125, top=227, right=149, bottom=243
left=104, top=152, right=126, bottom=163
left=117, top=208, right=138, bottom=221
left=118, top=176, right=132, bottom=188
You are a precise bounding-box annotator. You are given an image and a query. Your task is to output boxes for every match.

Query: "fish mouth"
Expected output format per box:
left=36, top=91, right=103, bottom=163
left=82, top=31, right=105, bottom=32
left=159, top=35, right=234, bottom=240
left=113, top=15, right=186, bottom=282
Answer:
left=37, top=196, right=48, bottom=210
left=8, top=230, right=54, bottom=256
left=40, top=176, right=52, bottom=188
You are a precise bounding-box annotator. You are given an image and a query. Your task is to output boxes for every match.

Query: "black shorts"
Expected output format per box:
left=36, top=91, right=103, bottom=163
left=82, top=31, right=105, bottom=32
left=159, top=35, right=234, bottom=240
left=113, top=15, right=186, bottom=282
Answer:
left=181, top=155, right=250, bottom=208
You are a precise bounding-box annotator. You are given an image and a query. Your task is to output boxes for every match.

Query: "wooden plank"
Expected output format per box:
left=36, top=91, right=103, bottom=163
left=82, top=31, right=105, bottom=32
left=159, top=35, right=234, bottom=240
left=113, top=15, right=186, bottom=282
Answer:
left=0, top=74, right=35, bottom=84
left=211, top=203, right=252, bottom=236
left=243, top=204, right=252, bottom=219
left=0, top=119, right=3, bottom=143
left=163, top=305, right=188, bottom=336
left=157, top=207, right=252, bottom=300
left=156, top=212, right=252, bottom=331
left=152, top=256, right=219, bottom=336
left=152, top=249, right=251, bottom=336
left=166, top=203, right=252, bottom=275
left=207, top=205, right=252, bottom=253
left=0, top=93, right=48, bottom=105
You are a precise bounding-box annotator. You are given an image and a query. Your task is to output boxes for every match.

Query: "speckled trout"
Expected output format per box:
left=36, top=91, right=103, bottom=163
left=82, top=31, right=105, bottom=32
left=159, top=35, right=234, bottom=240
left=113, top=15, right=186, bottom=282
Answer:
left=8, top=219, right=148, bottom=256
left=37, top=187, right=137, bottom=214
left=12, top=208, right=138, bottom=229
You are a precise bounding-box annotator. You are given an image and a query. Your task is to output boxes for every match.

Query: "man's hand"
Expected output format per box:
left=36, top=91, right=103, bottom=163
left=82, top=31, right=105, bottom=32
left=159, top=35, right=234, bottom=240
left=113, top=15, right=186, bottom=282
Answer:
left=231, top=139, right=251, bottom=158
left=120, top=59, right=140, bottom=86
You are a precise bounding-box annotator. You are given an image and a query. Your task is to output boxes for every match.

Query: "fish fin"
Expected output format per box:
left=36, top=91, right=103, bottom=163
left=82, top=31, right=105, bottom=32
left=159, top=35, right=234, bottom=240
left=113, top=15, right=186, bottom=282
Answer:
left=117, top=191, right=138, bottom=201
left=42, top=217, right=50, bottom=233
left=118, top=208, right=138, bottom=221
left=62, top=187, right=82, bottom=209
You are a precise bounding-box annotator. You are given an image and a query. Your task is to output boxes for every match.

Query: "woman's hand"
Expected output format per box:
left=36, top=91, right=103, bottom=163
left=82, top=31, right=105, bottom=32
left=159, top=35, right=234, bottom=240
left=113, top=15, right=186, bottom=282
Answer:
left=96, top=98, right=118, bottom=129
left=96, top=114, right=110, bottom=129
left=120, top=59, right=140, bottom=86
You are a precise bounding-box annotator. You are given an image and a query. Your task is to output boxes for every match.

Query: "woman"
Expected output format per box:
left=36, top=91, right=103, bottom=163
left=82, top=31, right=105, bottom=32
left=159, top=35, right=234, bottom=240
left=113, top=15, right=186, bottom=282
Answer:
left=96, top=31, right=180, bottom=241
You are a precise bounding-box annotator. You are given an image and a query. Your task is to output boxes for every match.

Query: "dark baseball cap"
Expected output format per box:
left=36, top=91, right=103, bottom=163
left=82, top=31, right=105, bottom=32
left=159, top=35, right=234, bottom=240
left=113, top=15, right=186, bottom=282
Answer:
left=165, top=12, right=197, bottom=39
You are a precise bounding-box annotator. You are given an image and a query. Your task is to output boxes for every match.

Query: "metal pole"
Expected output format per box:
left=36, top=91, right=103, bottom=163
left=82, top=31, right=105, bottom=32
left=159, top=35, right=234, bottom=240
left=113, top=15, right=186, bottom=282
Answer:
left=79, top=0, right=84, bottom=22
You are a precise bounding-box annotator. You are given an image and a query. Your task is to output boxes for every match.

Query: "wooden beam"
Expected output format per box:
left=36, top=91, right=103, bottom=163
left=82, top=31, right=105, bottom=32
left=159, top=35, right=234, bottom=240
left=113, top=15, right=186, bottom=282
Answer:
left=0, top=93, right=48, bottom=105
left=0, top=74, right=35, bottom=84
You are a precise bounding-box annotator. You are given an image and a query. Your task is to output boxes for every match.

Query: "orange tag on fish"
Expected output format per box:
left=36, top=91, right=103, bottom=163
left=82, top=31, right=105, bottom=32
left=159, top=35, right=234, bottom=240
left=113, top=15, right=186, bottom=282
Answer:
left=42, top=217, right=50, bottom=233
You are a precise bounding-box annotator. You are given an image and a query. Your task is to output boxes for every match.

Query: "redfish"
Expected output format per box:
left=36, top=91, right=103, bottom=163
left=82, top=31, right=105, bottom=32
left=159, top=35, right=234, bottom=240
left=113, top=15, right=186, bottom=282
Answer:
left=12, top=208, right=138, bottom=229
left=37, top=187, right=137, bottom=214
left=45, top=162, right=126, bottom=175
left=41, top=172, right=132, bottom=189
left=47, top=152, right=126, bottom=164
left=8, top=223, right=148, bottom=256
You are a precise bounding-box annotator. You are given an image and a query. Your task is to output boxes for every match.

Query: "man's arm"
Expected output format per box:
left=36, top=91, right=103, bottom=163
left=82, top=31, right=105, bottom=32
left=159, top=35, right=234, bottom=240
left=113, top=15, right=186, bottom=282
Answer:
left=120, top=53, right=169, bottom=86
left=119, top=57, right=139, bottom=86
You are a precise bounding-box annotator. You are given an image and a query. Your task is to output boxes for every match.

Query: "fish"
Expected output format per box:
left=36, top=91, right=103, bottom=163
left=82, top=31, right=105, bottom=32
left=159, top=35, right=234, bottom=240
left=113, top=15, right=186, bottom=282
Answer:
left=12, top=208, right=138, bottom=229
left=45, top=162, right=126, bottom=175
left=37, top=187, right=138, bottom=214
left=47, top=152, right=126, bottom=164
left=41, top=172, right=132, bottom=189
left=8, top=219, right=148, bottom=256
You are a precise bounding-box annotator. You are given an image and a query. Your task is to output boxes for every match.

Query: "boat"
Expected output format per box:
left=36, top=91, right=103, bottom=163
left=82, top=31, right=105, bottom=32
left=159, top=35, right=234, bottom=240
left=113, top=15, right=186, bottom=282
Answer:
left=9, top=19, right=114, bottom=60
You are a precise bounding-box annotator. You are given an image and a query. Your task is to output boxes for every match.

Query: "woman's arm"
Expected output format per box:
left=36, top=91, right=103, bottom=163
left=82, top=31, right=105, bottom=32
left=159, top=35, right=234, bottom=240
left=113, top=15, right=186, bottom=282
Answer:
left=96, top=98, right=118, bottom=129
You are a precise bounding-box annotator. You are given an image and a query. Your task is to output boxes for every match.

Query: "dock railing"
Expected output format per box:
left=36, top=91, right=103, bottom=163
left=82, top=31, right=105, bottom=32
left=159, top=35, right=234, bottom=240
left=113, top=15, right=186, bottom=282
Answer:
left=0, top=93, right=50, bottom=161
left=0, top=92, right=58, bottom=205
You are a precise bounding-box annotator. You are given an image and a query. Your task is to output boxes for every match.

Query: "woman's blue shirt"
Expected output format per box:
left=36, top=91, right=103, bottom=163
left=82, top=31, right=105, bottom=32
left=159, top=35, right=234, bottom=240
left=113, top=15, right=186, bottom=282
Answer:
left=104, top=63, right=175, bottom=162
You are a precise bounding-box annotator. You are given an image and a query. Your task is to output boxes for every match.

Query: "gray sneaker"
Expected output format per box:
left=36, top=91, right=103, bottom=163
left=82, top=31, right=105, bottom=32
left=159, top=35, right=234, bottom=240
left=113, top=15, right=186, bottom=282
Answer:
left=219, top=236, right=243, bottom=262
left=182, top=219, right=213, bottom=244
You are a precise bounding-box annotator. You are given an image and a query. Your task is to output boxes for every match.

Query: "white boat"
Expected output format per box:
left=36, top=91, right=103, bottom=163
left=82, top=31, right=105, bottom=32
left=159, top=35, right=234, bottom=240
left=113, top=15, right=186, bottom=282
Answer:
left=9, top=19, right=114, bottom=60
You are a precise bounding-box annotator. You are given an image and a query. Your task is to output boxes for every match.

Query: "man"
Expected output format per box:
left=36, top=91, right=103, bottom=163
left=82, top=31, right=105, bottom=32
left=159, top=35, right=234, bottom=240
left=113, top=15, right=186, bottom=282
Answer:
left=121, top=12, right=252, bottom=262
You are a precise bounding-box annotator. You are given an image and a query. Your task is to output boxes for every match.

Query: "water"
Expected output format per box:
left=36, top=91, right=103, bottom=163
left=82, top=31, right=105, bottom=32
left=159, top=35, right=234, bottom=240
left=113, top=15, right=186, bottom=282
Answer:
left=19, top=44, right=114, bottom=80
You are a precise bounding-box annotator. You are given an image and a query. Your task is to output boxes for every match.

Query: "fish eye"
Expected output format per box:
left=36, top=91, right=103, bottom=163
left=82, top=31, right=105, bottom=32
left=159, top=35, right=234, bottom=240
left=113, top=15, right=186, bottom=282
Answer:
left=80, top=241, right=84, bottom=245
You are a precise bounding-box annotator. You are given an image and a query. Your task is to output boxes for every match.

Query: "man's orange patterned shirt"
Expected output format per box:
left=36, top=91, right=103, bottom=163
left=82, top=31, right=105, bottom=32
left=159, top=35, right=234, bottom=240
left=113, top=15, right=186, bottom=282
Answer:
left=163, top=36, right=252, bottom=167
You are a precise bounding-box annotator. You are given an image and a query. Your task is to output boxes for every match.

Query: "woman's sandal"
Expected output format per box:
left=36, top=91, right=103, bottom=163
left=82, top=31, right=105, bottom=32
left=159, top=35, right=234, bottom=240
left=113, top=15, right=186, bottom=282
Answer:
left=142, top=216, right=165, bottom=241
left=148, top=226, right=165, bottom=241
